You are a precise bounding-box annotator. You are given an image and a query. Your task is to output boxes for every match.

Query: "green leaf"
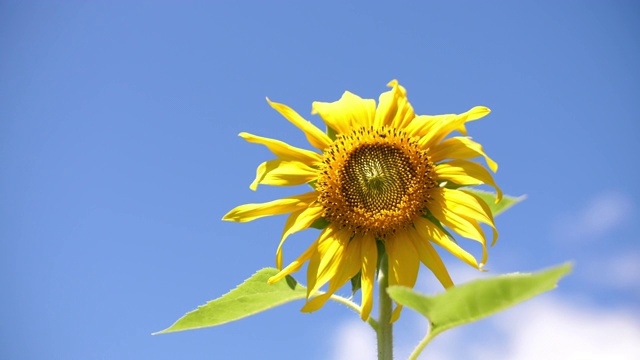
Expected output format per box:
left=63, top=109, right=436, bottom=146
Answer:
left=463, top=189, right=526, bottom=216
left=154, top=268, right=307, bottom=334
left=387, top=263, right=572, bottom=338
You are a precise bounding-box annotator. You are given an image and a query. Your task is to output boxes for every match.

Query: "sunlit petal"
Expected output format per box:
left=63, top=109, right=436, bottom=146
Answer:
left=312, top=91, right=376, bottom=132
left=435, top=159, right=502, bottom=201
left=267, top=98, right=332, bottom=151
left=239, top=132, right=322, bottom=165
left=276, top=205, right=324, bottom=269
left=250, top=159, right=319, bottom=190
left=430, top=136, right=498, bottom=172
left=222, top=191, right=317, bottom=222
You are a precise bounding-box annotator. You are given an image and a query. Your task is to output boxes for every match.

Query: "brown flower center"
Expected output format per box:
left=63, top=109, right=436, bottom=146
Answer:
left=316, top=126, right=437, bottom=237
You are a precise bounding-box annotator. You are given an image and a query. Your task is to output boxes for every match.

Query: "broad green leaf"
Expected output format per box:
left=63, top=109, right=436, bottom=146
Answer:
left=387, top=263, right=572, bottom=338
left=464, top=188, right=526, bottom=216
left=154, top=268, right=307, bottom=334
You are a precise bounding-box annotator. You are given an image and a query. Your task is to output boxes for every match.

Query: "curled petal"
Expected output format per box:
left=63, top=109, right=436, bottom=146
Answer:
left=444, top=188, right=498, bottom=246
left=414, top=217, right=479, bottom=269
left=435, top=160, right=502, bottom=202
left=308, top=228, right=352, bottom=296
left=429, top=189, right=489, bottom=265
left=276, top=205, right=324, bottom=269
left=267, top=238, right=318, bottom=285
left=430, top=136, right=498, bottom=172
left=302, top=232, right=362, bottom=313
left=374, top=80, right=415, bottom=128
left=416, top=107, right=491, bottom=150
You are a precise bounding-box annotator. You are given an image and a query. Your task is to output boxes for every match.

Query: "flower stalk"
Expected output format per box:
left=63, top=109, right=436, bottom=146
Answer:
left=377, top=254, right=394, bottom=360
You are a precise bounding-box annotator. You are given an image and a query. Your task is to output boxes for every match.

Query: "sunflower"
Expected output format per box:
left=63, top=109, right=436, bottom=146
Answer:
left=223, top=80, right=501, bottom=322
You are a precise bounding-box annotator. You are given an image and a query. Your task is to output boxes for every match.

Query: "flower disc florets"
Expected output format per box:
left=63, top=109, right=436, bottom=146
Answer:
left=316, top=126, right=438, bottom=237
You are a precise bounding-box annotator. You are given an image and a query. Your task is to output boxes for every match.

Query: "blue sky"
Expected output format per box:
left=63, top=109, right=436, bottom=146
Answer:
left=1, top=1, right=639, bottom=359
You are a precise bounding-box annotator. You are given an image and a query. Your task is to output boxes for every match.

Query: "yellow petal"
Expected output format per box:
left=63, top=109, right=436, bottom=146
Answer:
left=386, top=230, right=420, bottom=323
left=429, top=136, right=498, bottom=172
left=302, top=233, right=362, bottom=313
left=435, top=160, right=502, bottom=202
left=309, top=228, right=351, bottom=295
left=222, top=191, right=317, bottom=222
left=300, top=292, right=332, bottom=313
left=405, top=114, right=452, bottom=138
left=359, top=234, right=377, bottom=321
left=444, top=188, right=498, bottom=246
left=414, top=216, right=479, bottom=269
left=407, top=226, right=454, bottom=289
left=305, top=226, right=339, bottom=296
left=374, top=80, right=415, bottom=128
left=267, top=98, right=332, bottom=151
left=305, top=250, right=321, bottom=297
left=239, top=132, right=322, bottom=165
left=250, top=159, right=319, bottom=191
left=276, top=205, right=324, bottom=269
left=385, top=232, right=420, bottom=289
left=390, top=304, right=404, bottom=323
left=418, top=106, right=491, bottom=150
left=312, top=91, right=376, bottom=133
left=268, top=238, right=317, bottom=285
left=429, top=190, right=488, bottom=265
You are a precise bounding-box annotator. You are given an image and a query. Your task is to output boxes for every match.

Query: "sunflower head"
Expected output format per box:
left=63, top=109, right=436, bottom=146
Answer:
left=223, top=80, right=500, bottom=321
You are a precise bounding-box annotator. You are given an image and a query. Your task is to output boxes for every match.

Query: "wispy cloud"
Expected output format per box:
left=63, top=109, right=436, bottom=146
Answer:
left=331, top=319, right=376, bottom=360
left=406, top=296, right=640, bottom=360
left=553, top=191, right=634, bottom=243
left=478, top=296, right=640, bottom=360
left=587, top=251, right=640, bottom=291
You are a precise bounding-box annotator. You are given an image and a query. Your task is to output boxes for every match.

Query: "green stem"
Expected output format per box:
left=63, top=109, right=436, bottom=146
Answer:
left=408, top=331, right=434, bottom=360
left=376, top=254, right=393, bottom=360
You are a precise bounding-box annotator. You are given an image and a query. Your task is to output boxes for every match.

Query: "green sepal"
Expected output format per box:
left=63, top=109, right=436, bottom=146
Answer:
left=154, top=269, right=307, bottom=334
left=310, top=217, right=330, bottom=230
left=326, top=125, right=337, bottom=141
left=387, top=262, right=572, bottom=339
left=349, top=271, right=362, bottom=297
left=375, top=238, right=386, bottom=272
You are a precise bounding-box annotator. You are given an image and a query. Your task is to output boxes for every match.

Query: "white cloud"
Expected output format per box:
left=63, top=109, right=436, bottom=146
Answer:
left=480, top=297, right=640, bottom=360
left=554, top=191, right=633, bottom=243
left=331, top=319, right=376, bottom=360
left=587, top=251, right=640, bottom=291
left=412, top=296, right=640, bottom=360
